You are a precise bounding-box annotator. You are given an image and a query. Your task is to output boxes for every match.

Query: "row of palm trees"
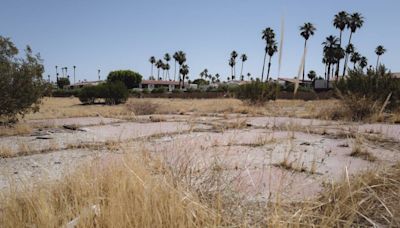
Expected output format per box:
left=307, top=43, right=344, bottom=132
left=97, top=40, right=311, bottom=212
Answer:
left=228, top=51, right=248, bottom=80
left=149, top=51, right=189, bottom=88
left=55, top=65, right=77, bottom=84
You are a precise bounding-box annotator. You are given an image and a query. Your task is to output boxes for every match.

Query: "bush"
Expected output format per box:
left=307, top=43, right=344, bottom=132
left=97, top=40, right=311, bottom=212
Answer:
left=151, top=87, right=167, bottom=94
left=336, top=66, right=400, bottom=120
left=56, top=77, right=70, bottom=89
left=78, top=81, right=128, bottom=105
left=78, top=86, right=99, bottom=104
left=52, top=89, right=81, bottom=97
left=0, top=36, right=47, bottom=122
left=107, top=70, right=142, bottom=89
left=102, top=81, right=129, bottom=105
left=235, top=80, right=280, bottom=104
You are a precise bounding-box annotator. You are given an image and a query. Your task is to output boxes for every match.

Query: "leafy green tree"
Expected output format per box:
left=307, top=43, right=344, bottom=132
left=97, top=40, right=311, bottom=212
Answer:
left=307, top=70, right=316, bottom=81
left=375, top=45, right=386, bottom=69
left=300, top=22, right=316, bottom=81
left=107, top=70, right=142, bottom=89
left=57, top=77, right=70, bottom=89
left=0, top=36, right=47, bottom=122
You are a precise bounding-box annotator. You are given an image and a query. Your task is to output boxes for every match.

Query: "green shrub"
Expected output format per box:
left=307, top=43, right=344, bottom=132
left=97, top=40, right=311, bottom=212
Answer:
left=78, top=86, right=99, bottom=104
left=107, top=70, right=142, bottom=89
left=52, top=89, right=81, bottom=97
left=78, top=81, right=128, bottom=105
left=172, top=89, right=182, bottom=93
left=151, top=87, right=167, bottom=94
left=0, top=36, right=47, bottom=122
left=235, top=80, right=280, bottom=104
left=56, top=77, right=70, bottom=89
left=336, top=66, right=400, bottom=118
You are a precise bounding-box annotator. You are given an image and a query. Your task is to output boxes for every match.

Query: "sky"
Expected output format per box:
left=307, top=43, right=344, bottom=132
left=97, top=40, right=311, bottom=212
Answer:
left=1, top=0, right=399, bottom=82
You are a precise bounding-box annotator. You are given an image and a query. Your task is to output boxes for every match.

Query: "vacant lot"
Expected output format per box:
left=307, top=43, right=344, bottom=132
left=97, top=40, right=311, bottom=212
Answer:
left=1, top=97, right=399, bottom=227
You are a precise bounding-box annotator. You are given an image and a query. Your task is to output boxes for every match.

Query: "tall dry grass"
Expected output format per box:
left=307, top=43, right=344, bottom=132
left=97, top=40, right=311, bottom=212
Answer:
left=0, top=154, right=218, bottom=227
left=1, top=147, right=399, bottom=227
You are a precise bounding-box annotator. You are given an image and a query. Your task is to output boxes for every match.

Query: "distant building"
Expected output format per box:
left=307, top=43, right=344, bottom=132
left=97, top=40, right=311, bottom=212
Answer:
left=139, top=80, right=193, bottom=92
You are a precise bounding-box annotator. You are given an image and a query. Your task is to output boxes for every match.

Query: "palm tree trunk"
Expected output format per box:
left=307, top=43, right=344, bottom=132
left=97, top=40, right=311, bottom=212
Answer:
left=327, top=63, right=331, bottom=89
left=336, top=30, right=343, bottom=78
left=261, top=51, right=267, bottom=82
left=174, top=60, right=177, bottom=81
left=240, top=61, right=244, bottom=80
left=324, top=64, right=327, bottom=80
left=342, top=32, right=353, bottom=76
left=302, top=39, right=307, bottom=82
left=376, top=55, right=380, bottom=71
left=157, top=68, right=160, bottom=80
left=150, top=64, right=153, bottom=79
left=267, top=55, right=272, bottom=81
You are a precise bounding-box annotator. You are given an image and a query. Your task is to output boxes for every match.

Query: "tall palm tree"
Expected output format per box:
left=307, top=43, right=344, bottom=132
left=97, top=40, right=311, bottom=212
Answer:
left=173, top=52, right=179, bottom=81
left=350, top=52, right=361, bottom=69
left=73, top=65, right=76, bottom=84
left=180, top=64, right=189, bottom=89
left=240, top=54, right=247, bottom=79
left=299, top=22, right=316, bottom=81
left=230, top=51, right=238, bottom=79
left=261, top=27, right=275, bottom=81
left=322, top=35, right=340, bottom=88
left=229, top=58, right=235, bottom=79
left=333, top=11, right=349, bottom=77
left=343, top=12, right=364, bottom=76
left=266, top=41, right=278, bottom=81
left=359, top=56, right=368, bottom=70
left=215, top=73, right=220, bottom=82
left=247, top=72, right=251, bottom=81
left=55, top=65, right=59, bottom=80
left=97, top=69, right=100, bottom=80
left=375, top=45, right=386, bottom=69
left=164, top=53, right=171, bottom=79
left=149, top=56, right=156, bottom=78
left=155, top=59, right=163, bottom=80
left=175, top=51, right=186, bottom=87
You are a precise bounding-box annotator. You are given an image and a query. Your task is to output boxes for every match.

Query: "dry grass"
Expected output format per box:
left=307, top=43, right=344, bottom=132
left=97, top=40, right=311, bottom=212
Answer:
left=0, top=146, right=13, bottom=158
left=2, top=148, right=399, bottom=227
left=0, top=123, right=32, bottom=137
left=0, top=153, right=218, bottom=227
left=350, top=136, right=377, bottom=162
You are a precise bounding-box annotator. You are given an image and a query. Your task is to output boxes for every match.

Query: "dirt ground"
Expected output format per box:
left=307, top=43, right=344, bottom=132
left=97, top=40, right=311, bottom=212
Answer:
left=1, top=99, right=399, bottom=201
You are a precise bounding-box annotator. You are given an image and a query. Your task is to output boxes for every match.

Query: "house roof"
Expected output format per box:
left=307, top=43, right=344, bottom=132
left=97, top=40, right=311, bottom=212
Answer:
left=141, top=80, right=181, bottom=85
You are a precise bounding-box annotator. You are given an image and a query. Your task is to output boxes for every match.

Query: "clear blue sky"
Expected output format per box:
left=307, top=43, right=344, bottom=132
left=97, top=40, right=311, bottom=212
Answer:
left=1, top=0, right=399, bottom=82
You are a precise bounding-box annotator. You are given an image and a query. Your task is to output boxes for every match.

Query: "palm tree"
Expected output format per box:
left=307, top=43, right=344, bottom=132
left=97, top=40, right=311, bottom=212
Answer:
left=229, top=58, right=235, bottom=79
left=247, top=72, right=251, bottom=81
left=350, top=52, right=361, bottom=69
left=266, top=40, right=278, bottom=81
left=230, top=51, right=238, bottom=79
left=375, top=45, right=386, bottom=69
left=215, top=73, right=220, bottom=82
left=333, top=11, right=349, bottom=77
left=261, top=27, right=275, bottom=81
left=323, top=35, right=340, bottom=88
left=173, top=52, right=179, bottom=81
left=73, top=65, right=76, bottom=84
left=175, top=51, right=186, bottom=87
left=180, top=64, right=189, bottom=89
left=155, top=59, right=163, bottom=80
left=164, top=53, right=171, bottom=79
left=97, top=69, right=100, bottom=80
left=359, top=56, right=368, bottom=70
left=343, top=12, right=364, bottom=76
left=307, top=70, right=316, bottom=81
left=55, top=65, right=59, bottom=80
left=299, top=22, right=316, bottom=81
left=149, top=56, right=156, bottom=78
left=240, top=54, right=247, bottom=79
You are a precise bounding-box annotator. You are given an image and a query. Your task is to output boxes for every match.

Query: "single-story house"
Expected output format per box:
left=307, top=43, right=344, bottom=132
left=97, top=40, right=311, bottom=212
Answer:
left=139, top=80, right=192, bottom=92
left=67, top=80, right=104, bottom=89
